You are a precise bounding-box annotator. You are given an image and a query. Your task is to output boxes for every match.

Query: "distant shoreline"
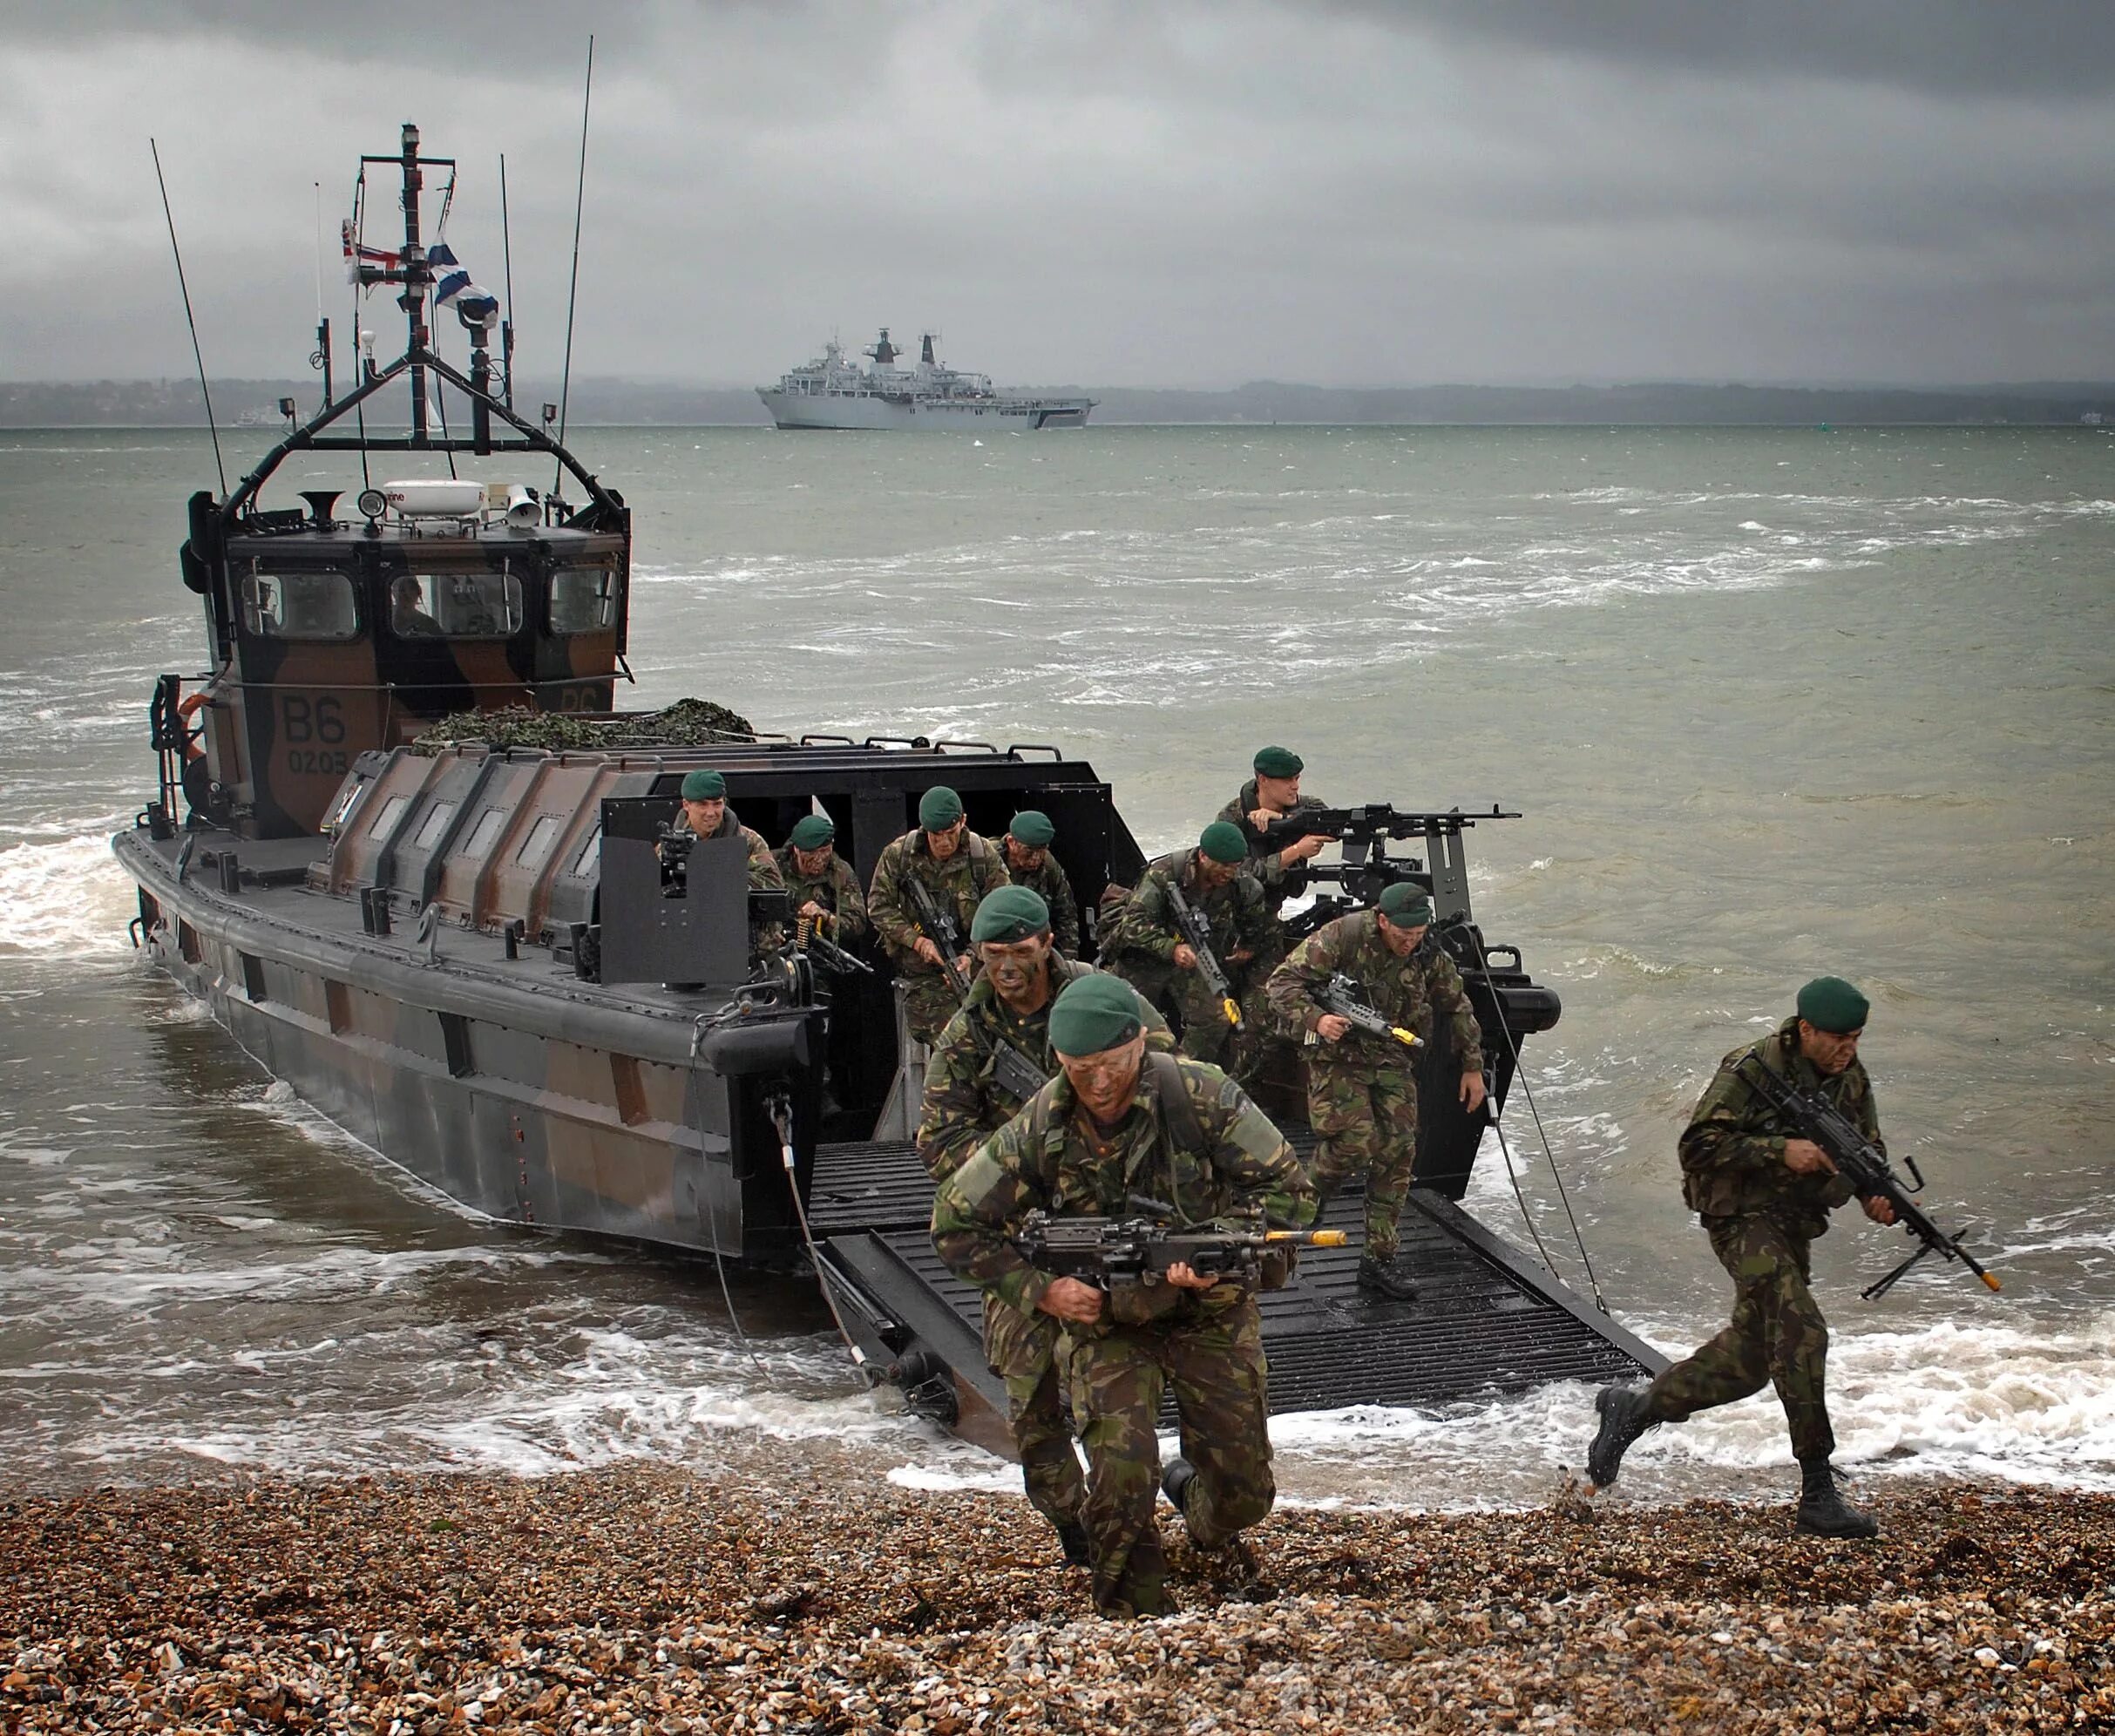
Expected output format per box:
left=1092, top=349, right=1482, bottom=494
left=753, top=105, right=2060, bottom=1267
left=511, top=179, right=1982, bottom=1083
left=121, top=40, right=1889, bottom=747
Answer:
left=4, top=1461, right=2107, bottom=1731
left=4, top=377, right=2111, bottom=431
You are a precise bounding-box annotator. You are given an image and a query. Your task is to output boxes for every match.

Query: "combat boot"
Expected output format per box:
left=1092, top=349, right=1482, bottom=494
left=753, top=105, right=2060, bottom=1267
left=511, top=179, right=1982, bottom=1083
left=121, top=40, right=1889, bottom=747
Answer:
left=1054, top=1517, right=1093, bottom=1569
left=1794, top=1458, right=1879, bottom=1540
left=1161, top=1456, right=1198, bottom=1518
left=1357, top=1255, right=1420, bottom=1300
left=1586, top=1383, right=1662, bottom=1488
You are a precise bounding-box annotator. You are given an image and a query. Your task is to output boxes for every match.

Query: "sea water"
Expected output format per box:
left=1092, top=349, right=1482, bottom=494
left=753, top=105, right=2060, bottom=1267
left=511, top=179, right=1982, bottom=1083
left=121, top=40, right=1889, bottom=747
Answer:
left=0, top=424, right=2108, bottom=1505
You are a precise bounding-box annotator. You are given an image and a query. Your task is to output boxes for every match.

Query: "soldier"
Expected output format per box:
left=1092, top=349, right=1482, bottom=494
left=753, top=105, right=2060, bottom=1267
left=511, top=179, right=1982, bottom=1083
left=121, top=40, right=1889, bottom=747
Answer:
left=1264, top=883, right=1486, bottom=1299
left=932, top=974, right=1318, bottom=1618
left=1000, top=811, right=1081, bottom=957
left=667, top=768, right=782, bottom=891
left=1586, top=977, right=1897, bottom=1539
left=1101, top=821, right=1273, bottom=1072
left=772, top=812, right=869, bottom=948
left=866, top=785, right=1010, bottom=1045
left=916, top=885, right=1171, bottom=1568
left=1217, top=745, right=1334, bottom=899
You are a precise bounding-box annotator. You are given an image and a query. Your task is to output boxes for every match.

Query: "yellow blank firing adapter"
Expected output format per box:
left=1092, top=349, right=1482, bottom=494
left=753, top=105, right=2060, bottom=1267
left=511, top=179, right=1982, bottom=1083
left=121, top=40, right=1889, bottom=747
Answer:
left=1389, top=1025, right=1421, bottom=1048
left=1223, top=998, right=1244, bottom=1027
left=1982, top=1271, right=2003, bottom=1292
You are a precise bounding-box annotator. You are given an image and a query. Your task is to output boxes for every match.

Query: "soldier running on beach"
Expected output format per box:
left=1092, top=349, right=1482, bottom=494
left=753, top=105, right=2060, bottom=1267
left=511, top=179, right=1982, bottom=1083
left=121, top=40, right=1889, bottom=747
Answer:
left=1586, top=976, right=1897, bottom=1538
left=915, top=886, right=1171, bottom=1568
left=932, top=973, right=1317, bottom=1618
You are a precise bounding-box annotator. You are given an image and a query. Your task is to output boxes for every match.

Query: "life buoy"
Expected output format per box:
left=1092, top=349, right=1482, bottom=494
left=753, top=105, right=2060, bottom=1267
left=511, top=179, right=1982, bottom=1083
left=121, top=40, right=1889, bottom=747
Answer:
left=176, top=687, right=210, bottom=760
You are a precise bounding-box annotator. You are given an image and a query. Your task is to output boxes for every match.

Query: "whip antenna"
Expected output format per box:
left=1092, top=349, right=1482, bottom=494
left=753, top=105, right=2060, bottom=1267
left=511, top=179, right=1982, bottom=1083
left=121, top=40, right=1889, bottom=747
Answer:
left=498, top=153, right=517, bottom=410
left=150, top=138, right=226, bottom=496
left=553, top=33, right=594, bottom=497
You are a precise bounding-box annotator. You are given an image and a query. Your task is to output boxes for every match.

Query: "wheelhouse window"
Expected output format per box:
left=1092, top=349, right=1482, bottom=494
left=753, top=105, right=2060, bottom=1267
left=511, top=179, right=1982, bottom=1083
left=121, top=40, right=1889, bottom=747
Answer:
left=390, top=569, right=524, bottom=638
left=241, top=567, right=359, bottom=640
left=549, top=562, right=620, bottom=634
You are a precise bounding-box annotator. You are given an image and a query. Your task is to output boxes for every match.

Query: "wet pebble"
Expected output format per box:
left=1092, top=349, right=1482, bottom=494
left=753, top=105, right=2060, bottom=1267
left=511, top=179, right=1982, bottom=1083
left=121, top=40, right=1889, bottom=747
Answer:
left=3, top=1459, right=2110, bottom=1733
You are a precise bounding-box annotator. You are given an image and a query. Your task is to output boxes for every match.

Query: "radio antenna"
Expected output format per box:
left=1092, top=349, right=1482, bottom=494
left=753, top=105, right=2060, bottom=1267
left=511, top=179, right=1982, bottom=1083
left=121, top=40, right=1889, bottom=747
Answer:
left=150, top=138, right=227, bottom=497
left=552, top=33, right=594, bottom=496
left=498, top=152, right=517, bottom=410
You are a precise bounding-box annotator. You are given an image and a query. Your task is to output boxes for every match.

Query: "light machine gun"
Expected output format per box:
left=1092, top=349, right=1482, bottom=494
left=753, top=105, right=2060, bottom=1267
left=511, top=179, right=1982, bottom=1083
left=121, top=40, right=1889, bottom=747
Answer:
left=1257, top=804, right=1522, bottom=942
left=1015, top=1203, right=1347, bottom=1285
left=1734, top=1054, right=2002, bottom=1301
left=1163, top=876, right=1244, bottom=1030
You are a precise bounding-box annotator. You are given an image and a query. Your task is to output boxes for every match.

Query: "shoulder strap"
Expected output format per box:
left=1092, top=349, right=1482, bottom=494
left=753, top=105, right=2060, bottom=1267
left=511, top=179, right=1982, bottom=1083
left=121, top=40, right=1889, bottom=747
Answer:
left=1146, top=1052, right=1210, bottom=1163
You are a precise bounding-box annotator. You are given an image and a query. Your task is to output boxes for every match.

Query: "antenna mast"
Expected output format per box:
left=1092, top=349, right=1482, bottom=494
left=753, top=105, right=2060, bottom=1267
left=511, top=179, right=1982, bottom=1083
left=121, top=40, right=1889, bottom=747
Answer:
left=553, top=34, right=595, bottom=493
left=397, top=121, right=433, bottom=443
left=499, top=153, right=517, bottom=410
left=149, top=138, right=227, bottom=496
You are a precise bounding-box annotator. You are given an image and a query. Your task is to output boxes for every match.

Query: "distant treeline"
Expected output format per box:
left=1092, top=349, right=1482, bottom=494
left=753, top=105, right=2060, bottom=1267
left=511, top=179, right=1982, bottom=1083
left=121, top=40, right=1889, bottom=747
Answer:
left=3, top=376, right=2111, bottom=429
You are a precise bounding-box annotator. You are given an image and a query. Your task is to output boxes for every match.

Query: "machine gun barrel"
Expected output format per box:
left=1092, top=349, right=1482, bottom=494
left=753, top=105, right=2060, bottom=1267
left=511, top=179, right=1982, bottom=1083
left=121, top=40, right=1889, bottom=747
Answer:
left=794, top=913, right=872, bottom=976
left=905, top=878, right=973, bottom=1001
left=1315, top=973, right=1421, bottom=1050
left=1015, top=1210, right=1347, bottom=1283
left=1164, top=878, right=1242, bottom=1028
left=1734, top=1056, right=2001, bottom=1300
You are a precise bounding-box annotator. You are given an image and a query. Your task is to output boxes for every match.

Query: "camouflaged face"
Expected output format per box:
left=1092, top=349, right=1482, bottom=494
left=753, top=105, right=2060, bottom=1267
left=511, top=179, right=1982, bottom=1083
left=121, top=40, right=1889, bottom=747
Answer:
left=770, top=847, right=871, bottom=946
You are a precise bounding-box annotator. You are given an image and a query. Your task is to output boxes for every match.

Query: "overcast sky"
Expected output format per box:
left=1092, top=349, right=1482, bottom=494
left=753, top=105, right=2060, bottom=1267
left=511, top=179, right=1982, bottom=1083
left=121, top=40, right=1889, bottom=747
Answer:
left=3, top=0, right=2112, bottom=388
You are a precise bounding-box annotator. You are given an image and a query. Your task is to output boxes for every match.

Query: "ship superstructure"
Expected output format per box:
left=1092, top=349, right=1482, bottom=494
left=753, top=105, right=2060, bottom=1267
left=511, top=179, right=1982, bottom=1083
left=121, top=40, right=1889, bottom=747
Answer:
left=758, top=329, right=1094, bottom=431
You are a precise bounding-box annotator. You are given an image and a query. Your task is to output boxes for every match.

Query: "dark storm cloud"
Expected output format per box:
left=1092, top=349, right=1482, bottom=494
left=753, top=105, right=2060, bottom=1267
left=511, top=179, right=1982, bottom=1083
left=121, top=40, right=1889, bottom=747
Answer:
left=1342, top=0, right=2115, bottom=98
left=1, top=0, right=2112, bottom=388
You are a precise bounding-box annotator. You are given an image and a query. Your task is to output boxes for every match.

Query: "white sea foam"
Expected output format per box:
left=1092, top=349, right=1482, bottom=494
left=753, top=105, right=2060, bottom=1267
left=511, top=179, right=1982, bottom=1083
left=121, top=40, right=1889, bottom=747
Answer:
left=0, top=833, right=137, bottom=956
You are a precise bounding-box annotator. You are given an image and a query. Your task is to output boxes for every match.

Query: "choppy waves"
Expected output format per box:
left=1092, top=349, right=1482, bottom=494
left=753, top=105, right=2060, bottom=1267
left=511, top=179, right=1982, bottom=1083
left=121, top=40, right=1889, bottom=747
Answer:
left=0, top=831, right=138, bottom=956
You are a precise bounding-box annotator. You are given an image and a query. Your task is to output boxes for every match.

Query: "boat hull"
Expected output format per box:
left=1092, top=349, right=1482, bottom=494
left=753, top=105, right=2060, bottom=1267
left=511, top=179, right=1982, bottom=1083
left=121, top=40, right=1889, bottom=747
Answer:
left=757, top=390, right=1092, bottom=431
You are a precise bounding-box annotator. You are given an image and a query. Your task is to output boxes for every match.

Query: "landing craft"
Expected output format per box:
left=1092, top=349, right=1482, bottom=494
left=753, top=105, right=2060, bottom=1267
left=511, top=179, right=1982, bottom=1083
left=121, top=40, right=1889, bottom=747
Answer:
left=116, top=123, right=1662, bottom=1450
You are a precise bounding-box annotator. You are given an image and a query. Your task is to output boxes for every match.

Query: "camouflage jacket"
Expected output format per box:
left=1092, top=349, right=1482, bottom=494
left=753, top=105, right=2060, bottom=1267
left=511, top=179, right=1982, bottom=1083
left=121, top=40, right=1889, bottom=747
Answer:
left=1102, top=849, right=1272, bottom=971
left=1004, top=847, right=1082, bottom=957
left=1217, top=779, right=1333, bottom=893
left=916, top=958, right=1174, bottom=1183
left=1678, top=1017, right=1876, bottom=1236
left=669, top=804, right=783, bottom=891
left=771, top=846, right=870, bottom=946
left=932, top=1054, right=1317, bottom=1327
left=865, top=828, right=1010, bottom=974
left=1265, top=910, right=1483, bottom=1069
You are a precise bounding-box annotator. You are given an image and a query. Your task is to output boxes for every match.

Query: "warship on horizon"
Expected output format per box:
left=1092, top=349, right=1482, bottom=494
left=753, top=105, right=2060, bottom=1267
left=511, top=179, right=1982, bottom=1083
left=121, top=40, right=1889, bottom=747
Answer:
left=757, top=329, right=1095, bottom=431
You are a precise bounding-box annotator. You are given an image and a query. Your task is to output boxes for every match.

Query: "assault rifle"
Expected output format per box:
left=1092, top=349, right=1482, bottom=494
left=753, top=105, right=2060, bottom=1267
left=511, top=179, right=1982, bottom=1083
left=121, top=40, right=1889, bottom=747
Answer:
left=1734, top=1054, right=2001, bottom=1300
left=1314, top=972, right=1421, bottom=1051
left=905, top=878, right=973, bottom=1000
left=1163, top=876, right=1243, bottom=1029
left=1015, top=1204, right=1347, bottom=1284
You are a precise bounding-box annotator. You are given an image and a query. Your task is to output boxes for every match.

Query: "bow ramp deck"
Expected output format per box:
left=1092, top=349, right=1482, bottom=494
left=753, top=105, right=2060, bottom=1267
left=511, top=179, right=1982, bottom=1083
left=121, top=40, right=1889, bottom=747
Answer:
left=806, top=1135, right=1667, bottom=1455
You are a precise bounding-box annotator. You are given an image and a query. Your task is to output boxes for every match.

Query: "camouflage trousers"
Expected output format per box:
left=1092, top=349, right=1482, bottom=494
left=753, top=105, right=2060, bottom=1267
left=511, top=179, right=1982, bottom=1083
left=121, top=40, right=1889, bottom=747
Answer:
left=1644, top=1214, right=1835, bottom=1461
left=982, top=1295, right=1087, bottom=1529
left=1068, top=1298, right=1275, bottom=1618
left=1307, top=1061, right=1419, bottom=1263
left=895, top=969, right=966, bottom=1048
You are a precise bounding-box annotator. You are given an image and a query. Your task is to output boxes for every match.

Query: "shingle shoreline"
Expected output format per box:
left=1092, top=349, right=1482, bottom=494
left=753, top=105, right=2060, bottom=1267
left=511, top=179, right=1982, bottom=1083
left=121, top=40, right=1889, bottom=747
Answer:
left=4, top=1459, right=2109, bottom=1733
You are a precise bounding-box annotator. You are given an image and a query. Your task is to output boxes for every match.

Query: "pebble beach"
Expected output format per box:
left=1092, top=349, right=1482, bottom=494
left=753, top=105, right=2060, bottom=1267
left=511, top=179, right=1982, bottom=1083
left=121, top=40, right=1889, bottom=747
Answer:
left=6, top=1454, right=2109, bottom=1734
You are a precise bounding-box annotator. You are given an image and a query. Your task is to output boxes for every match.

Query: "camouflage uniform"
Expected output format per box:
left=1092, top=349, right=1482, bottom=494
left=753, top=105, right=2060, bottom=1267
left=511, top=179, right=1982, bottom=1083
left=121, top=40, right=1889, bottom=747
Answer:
left=771, top=844, right=870, bottom=949
left=1264, top=911, right=1483, bottom=1262
left=1641, top=1018, right=1877, bottom=1461
left=1216, top=780, right=1333, bottom=900
left=915, top=960, right=1172, bottom=1534
left=1101, top=850, right=1274, bottom=1071
left=668, top=804, right=783, bottom=889
left=932, top=1055, right=1316, bottom=1618
left=1004, top=846, right=1082, bottom=958
left=865, top=828, right=1010, bottom=1044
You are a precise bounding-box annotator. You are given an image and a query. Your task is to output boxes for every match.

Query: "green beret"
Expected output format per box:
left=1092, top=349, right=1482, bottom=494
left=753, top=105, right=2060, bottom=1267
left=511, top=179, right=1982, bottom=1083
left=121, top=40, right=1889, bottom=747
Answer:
left=971, top=885, right=1051, bottom=944
left=1197, top=820, right=1250, bottom=865
left=1008, top=810, right=1056, bottom=848
left=787, top=814, right=836, bottom=851
left=1048, top=973, right=1146, bottom=1057
left=1252, top=745, right=1304, bottom=778
left=1797, top=976, right=1869, bottom=1034
left=1378, top=883, right=1434, bottom=926
left=918, top=785, right=964, bottom=831
left=681, top=769, right=726, bottom=801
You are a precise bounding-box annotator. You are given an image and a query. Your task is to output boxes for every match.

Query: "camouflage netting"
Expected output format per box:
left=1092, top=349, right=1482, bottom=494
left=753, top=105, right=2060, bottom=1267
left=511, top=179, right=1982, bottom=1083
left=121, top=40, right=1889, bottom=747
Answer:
left=408, top=697, right=758, bottom=756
